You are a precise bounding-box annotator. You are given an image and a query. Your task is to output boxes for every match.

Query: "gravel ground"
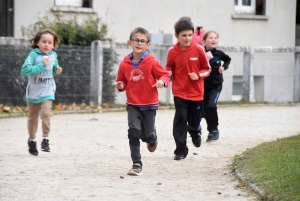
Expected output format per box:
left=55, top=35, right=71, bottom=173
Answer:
left=0, top=104, right=299, bottom=201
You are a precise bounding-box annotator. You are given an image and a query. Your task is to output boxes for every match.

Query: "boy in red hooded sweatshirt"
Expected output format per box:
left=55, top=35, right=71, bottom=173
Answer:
left=116, top=27, right=170, bottom=176
left=166, top=20, right=211, bottom=160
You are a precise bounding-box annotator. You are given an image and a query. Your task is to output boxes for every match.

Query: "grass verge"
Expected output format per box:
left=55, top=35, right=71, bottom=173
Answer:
left=232, top=134, right=300, bottom=200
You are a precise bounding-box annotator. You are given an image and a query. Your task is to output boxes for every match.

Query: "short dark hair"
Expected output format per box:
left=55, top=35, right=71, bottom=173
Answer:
left=30, top=29, right=60, bottom=49
left=178, top=16, right=191, bottom=22
left=174, top=20, right=194, bottom=35
left=129, top=27, right=150, bottom=42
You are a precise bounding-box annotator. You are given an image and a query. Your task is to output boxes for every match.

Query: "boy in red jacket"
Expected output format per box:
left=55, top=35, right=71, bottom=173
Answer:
left=166, top=19, right=211, bottom=160
left=116, top=27, right=170, bottom=176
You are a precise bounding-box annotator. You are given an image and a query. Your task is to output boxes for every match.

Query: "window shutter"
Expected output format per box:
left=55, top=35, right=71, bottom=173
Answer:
left=55, top=0, right=82, bottom=7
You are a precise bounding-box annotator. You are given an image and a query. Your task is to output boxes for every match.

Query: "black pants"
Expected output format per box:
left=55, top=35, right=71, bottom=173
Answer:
left=127, top=105, right=157, bottom=166
left=203, top=84, right=222, bottom=132
left=173, top=96, right=203, bottom=156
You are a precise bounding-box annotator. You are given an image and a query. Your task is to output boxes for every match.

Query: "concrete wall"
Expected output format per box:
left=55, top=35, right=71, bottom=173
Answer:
left=14, top=0, right=296, bottom=46
left=112, top=44, right=299, bottom=104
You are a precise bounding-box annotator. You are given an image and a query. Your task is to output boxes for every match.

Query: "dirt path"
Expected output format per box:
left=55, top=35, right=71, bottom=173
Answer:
left=0, top=105, right=299, bottom=201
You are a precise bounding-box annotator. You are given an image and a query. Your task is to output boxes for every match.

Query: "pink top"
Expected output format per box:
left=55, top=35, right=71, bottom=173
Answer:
left=192, top=30, right=205, bottom=46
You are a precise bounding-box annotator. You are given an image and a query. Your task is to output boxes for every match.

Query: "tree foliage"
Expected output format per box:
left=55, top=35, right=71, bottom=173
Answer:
left=21, top=12, right=108, bottom=45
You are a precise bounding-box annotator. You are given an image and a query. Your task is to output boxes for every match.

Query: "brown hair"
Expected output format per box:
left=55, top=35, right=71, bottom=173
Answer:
left=202, top=31, right=219, bottom=42
left=30, top=29, right=60, bottom=49
left=129, top=27, right=150, bottom=42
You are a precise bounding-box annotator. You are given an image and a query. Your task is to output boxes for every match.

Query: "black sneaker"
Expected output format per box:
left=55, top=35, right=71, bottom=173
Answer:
left=211, top=129, right=219, bottom=141
left=206, top=134, right=212, bottom=143
left=41, top=139, right=50, bottom=152
left=174, top=154, right=187, bottom=160
left=28, top=139, right=38, bottom=156
left=191, top=132, right=201, bottom=148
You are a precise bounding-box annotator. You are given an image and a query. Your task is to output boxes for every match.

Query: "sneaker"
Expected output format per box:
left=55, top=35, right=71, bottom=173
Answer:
left=147, top=140, right=158, bottom=152
left=174, top=154, right=187, bottom=160
left=28, top=139, right=38, bottom=156
left=127, top=163, right=142, bottom=176
left=206, top=134, right=212, bottom=143
left=191, top=132, right=201, bottom=148
left=211, top=129, right=219, bottom=141
left=41, top=139, right=50, bottom=152
left=206, top=130, right=219, bottom=142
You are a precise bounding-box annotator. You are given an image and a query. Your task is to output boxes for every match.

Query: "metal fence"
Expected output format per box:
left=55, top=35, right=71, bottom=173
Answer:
left=0, top=37, right=300, bottom=107
left=0, top=42, right=91, bottom=106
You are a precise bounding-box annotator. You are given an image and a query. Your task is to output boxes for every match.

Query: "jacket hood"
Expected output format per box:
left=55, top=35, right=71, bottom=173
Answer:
left=32, top=48, right=53, bottom=56
left=173, top=41, right=197, bottom=52
left=123, top=52, right=155, bottom=64
left=204, top=47, right=216, bottom=53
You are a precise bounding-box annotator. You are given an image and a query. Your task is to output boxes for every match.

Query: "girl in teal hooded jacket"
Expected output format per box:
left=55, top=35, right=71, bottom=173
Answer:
left=21, top=29, right=62, bottom=156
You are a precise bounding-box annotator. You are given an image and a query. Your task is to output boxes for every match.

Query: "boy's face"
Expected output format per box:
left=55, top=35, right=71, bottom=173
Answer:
left=127, top=32, right=150, bottom=54
left=175, top=30, right=193, bottom=50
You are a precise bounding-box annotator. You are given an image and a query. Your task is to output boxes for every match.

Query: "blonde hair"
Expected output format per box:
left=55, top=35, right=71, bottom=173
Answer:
left=202, top=31, right=219, bottom=42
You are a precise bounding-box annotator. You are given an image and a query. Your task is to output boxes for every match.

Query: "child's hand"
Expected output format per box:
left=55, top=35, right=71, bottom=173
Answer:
left=218, top=66, right=224, bottom=74
left=56, top=67, right=62, bottom=74
left=188, top=72, right=199, bottom=81
left=152, top=80, right=164, bottom=88
left=167, top=70, right=172, bottom=76
left=43, top=57, right=49, bottom=66
left=116, top=81, right=123, bottom=90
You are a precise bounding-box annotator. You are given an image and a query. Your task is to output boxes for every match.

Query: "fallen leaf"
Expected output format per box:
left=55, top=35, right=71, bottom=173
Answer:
left=193, top=153, right=198, bottom=155
left=3, top=106, right=11, bottom=112
left=247, top=189, right=252, bottom=194
left=157, top=182, right=162, bottom=185
left=120, top=176, right=124, bottom=179
left=236, top=181, right=248, bottom=187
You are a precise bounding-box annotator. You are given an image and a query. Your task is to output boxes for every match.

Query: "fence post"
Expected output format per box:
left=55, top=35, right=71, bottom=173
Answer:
left=90, top=40, right=103, bottom=106
left=294, top=50, right=300, bottom=103
left=243, top=47, right=251, bottom=102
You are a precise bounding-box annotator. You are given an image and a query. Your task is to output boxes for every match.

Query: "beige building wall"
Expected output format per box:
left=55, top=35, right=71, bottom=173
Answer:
left=14, top=0, right=296, bottom=46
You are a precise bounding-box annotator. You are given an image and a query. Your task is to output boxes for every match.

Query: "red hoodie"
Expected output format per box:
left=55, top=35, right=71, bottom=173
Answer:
left=166, top=41, right=211, bottom=101
left=116, top=53, right=170, bottom=107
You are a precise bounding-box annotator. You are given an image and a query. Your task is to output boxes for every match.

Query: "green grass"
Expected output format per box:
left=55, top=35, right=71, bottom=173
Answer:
left=233, top=134, right=300, bottom=201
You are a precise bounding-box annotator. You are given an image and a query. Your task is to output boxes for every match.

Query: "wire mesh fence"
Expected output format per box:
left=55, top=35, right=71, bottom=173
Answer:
left=0, top=44, right=29, bottom=106
left=0, top=45, right=92, bottom=106
left=0, top=38, right=299, bottom=108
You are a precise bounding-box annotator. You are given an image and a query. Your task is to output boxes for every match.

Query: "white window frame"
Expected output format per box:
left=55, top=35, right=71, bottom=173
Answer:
left=55, top=0, right=82, bottom=7
left=234, top=0, right=256, bottom=14
left=52, top=0, right=94, bottom=13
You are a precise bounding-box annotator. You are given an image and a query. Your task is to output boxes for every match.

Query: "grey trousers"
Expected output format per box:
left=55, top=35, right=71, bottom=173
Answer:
left=127, top=105, right=157, bottom=165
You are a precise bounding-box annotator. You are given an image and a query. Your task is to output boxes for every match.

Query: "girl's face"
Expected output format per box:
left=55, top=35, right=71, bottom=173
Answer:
left=37, top=33, right=55, bottom=54
left=204, top=32, right=218, bottom=50
left=176, top=30, right=193, bottom=50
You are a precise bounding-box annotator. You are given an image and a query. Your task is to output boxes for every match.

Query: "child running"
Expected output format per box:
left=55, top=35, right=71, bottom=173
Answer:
left=21, top=29, right=62, bottom=156
left=202, top=31, right=231, bottom=142
left=166, top=19, right=211, bottom=160
left=116, top=27, right=170, bottom=175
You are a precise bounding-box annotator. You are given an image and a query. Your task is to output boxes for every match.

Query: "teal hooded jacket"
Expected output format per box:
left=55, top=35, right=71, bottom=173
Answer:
left=21, top=48, right=60, bottom=103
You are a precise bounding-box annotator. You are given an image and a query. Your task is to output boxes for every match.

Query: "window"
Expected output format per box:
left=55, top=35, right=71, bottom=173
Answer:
left=52, top=0, right=93, bottom=13
left=234, top=0, right=255, bottom=14
left=234, top=0, right=265, bottom=15
left=0, top=0, right=14, bottom=36
left=55, top=0, right=92, bottom=8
